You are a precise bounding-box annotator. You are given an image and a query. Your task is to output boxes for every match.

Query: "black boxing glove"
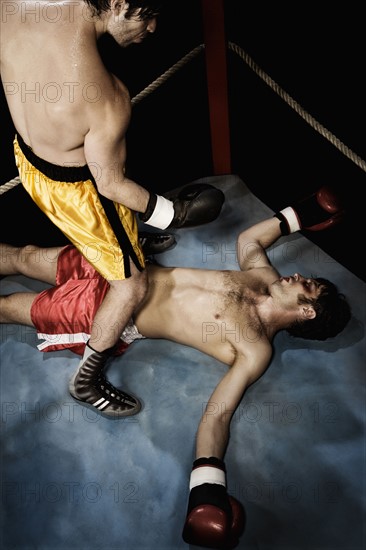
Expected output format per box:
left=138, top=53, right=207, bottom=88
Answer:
left=139, top=184, right=225, bottom=230
left=275, top=186, right=344, bottom=235
left=167, top=183, right=225, bottom=229
left=182, top=457, right=245, bottom=549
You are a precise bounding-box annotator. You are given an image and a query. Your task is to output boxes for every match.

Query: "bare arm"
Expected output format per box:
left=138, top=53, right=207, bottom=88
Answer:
left=182, top=346, right=271, bottom=544
left=83, top=76, right=150, bottom=212
left=237, top=216, right=282, bottom=271
left=195, top=346, right=272, bottom=460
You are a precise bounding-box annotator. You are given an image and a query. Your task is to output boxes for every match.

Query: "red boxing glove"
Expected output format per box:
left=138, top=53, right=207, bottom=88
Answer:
left=275, top=186, right=344, bottom=235
left=182, top=457, right=245, bottom=549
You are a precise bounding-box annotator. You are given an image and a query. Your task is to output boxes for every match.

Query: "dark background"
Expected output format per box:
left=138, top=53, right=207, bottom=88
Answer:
left=1, top=0, right=365, bottom=281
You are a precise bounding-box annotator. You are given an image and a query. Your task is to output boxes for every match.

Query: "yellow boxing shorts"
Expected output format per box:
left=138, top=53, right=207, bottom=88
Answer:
left=14, top=134, right=145, bottom=280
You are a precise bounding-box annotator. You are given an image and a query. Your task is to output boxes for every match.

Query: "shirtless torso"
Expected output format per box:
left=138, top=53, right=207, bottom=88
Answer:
left=1, top=1, right=120, bottom=164
left=0, top=0, right=154, bottom=208
left=135, top=263, right=275, bottom=368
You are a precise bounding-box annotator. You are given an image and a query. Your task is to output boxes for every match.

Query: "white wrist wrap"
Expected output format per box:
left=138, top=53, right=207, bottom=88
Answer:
left=145, top=195, right=174, bottom=230
left=189, top=466, right=226, bottom=491
left=280, top=206, right=301, bottom=233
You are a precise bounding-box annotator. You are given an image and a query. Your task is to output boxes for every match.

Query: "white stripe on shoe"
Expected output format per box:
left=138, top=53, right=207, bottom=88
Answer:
left=93, top=398, right=110, bottom=410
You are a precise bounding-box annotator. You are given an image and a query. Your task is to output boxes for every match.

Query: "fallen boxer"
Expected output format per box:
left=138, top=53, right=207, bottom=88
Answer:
left=0, top=186, right=350, bottom=549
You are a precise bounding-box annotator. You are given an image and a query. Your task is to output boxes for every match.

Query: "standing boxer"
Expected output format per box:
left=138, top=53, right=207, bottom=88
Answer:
left=0, top=1, right=224, bottom=416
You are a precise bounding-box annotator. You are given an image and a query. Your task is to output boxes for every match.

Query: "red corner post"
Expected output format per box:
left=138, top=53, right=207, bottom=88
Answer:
left=201, top=0, right=231, bottom=175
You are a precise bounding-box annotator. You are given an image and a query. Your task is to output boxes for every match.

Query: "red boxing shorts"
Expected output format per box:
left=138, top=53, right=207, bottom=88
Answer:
left=30, top=245, right=145, bottom=355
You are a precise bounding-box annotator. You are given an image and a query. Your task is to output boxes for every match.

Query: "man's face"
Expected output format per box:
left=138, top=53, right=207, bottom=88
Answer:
left=107, top=8, right=157, bottom=47
left=272, top=273, right=323, bottom=309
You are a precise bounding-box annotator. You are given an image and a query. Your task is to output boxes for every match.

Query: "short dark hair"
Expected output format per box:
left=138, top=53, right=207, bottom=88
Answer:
left=287, top=277, right=351, bottom=341
left=84, top=0, right=163, bottom=19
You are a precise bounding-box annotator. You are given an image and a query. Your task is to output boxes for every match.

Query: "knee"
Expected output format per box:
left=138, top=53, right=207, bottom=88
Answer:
left=0, top=295, right=14, bottom=323
left=111, top=270, right=148, bottom=306
left=0, top=244, right=35, bottom=273
left=16, top=245, right=45, bottom=278
left=19, top=245, right=41, bottom=267
left=133, top=269, right=148, bottom=305
left=0, top=296, right=7, bottom=322
left=127, top=269, right=148, bottom=308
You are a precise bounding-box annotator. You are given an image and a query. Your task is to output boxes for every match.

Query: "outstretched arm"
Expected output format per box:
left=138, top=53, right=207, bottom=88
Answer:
left=182, top=347, right=271, bottom=548
left=195, top=347, right=271, bottom=460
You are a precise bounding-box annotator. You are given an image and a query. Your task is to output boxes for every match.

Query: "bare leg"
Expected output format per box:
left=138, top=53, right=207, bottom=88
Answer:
left=0, top=244, right=61, bottom=285
left=0, top=293, right=37, bottom=325
left=89, top=260, right=148, bottom=351
left=0, top=244, right=61, bottom=327
left=69, top=259, right=148, bottom=418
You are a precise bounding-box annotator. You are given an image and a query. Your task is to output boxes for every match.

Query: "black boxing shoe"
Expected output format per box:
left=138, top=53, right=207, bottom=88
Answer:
left=69, top=344, right=141, bottom=418
left=139, top=231, right=176, bottom=256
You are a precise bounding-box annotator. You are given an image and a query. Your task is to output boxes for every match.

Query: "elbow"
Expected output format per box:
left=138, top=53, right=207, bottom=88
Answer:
left=95, top=167, right=128, bottom=201
left=95, top=179, right=115, bottom=201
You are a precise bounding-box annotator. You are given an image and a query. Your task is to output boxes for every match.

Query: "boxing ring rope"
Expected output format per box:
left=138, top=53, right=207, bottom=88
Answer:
left=1, top=41, right=365, bottom=198
left=0, top=176, right=21, bottom=195
left=228, top=42, right=366, bottom=174
left=130, top=44, right=205, bottom=106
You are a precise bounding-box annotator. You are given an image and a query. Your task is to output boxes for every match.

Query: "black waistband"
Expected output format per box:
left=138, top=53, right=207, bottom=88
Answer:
left=16, top=133, right=93, bottom=183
